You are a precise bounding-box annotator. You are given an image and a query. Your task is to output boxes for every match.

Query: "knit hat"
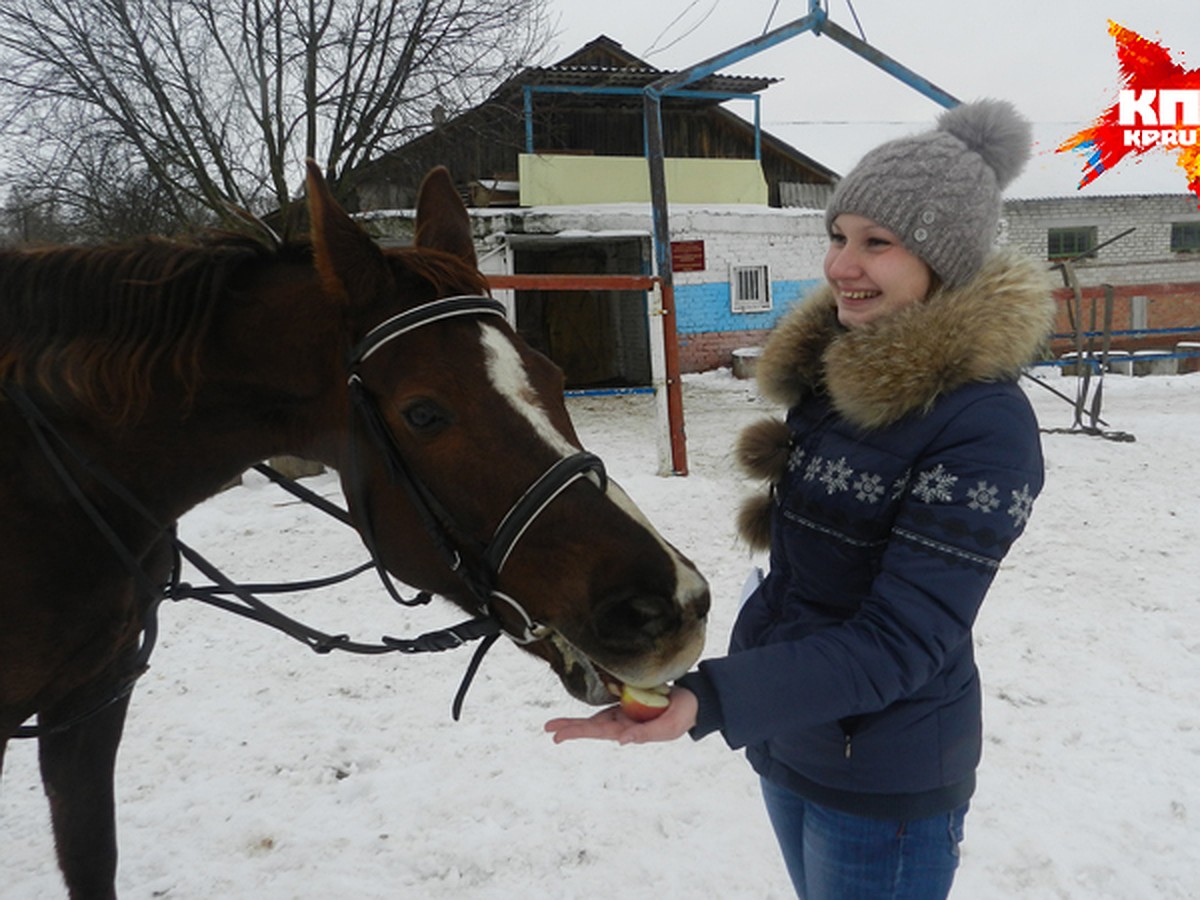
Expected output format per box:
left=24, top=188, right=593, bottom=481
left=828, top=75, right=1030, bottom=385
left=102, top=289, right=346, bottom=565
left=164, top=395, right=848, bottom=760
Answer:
left=824, top=98, right=1032, bottom=288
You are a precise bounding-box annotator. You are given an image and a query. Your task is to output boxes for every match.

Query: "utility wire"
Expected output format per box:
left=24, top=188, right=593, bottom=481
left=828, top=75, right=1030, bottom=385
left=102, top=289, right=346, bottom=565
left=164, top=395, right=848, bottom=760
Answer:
left=643, top=1, right=719, bottom=58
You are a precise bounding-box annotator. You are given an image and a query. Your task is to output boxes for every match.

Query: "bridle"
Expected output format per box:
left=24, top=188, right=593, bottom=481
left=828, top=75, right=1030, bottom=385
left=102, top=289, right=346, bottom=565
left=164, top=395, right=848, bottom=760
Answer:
left=342, top=293, right=608, bottom=646
left=7, top=293, right=608, bottom=736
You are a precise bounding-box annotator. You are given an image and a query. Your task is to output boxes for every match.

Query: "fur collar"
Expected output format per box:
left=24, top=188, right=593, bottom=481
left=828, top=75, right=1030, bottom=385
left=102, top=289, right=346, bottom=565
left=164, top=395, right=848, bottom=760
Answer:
left=735, top=252, right=1054, bottom=550
left=755, top=250, right=1055, bottom=430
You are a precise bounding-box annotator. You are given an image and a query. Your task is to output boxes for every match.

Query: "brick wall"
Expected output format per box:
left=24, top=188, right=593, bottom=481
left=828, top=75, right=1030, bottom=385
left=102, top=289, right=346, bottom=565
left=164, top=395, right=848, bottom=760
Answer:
left=1004, top=194, right=1200, bottom=285
left=666, top=205, right=826, bottom=371
left=1003, top=194, right=1200, bottom=353
left=678, top=328, right=774, bottom=372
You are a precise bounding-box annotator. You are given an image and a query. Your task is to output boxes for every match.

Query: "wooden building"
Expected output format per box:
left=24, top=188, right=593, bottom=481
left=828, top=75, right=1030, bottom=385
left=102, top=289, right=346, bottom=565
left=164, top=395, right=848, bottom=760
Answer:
left=351, top=35, right=836, bottom=212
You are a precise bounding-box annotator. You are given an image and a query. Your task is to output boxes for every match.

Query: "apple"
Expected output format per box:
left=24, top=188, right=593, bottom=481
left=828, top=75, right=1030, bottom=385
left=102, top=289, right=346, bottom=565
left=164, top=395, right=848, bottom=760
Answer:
left=619, top=684, right=671, bottom=722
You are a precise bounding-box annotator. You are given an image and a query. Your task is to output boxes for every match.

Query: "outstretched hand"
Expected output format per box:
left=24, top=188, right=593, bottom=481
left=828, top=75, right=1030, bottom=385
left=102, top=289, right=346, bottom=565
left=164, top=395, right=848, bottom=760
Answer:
left=544, top=687, right=698, bottom=745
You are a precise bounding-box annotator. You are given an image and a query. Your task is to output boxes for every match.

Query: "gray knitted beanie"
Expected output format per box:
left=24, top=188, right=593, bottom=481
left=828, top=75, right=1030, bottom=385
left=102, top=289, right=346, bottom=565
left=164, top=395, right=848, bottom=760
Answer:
left=824, top=99, right=1032, bottom=288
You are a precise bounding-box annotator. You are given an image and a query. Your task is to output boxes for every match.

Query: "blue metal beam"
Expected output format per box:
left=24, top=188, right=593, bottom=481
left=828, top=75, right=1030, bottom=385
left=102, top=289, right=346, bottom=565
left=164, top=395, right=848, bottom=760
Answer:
left=645, top=2, right=956, bottom=108
left=816, top=18, right=959, bottom=110
left=645, top=8, right=829, bottom=97
left=523, top=86, right=534, bottom=155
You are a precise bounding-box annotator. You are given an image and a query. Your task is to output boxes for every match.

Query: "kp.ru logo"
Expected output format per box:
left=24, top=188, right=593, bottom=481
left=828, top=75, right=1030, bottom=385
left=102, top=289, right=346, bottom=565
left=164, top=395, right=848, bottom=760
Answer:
left=1118, top=89, right=1198, bottom=147
left=1058, top=21, right=1200, bottom=204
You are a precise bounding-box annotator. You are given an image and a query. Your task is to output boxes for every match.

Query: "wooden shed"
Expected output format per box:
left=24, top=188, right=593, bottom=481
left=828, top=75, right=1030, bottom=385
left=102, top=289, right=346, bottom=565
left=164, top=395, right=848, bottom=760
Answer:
left=351, top=35, right=836, bottom=211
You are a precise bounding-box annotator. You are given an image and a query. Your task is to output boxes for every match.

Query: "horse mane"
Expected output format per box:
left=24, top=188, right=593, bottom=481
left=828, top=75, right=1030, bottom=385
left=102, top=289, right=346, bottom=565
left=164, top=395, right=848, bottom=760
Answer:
left=0, top=232, right=488, bottom=423
left=0, top=233, right=281, bottom=422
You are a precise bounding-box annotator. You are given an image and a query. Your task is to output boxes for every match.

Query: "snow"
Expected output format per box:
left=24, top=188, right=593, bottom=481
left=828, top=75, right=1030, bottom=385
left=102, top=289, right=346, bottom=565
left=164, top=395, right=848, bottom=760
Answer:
left=4, top=368, right=1200, bottom=899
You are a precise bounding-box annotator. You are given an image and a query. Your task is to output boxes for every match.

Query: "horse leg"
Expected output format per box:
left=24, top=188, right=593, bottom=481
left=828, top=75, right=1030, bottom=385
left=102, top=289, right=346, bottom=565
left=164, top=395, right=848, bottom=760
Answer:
left=37, top=689, right=132, bottom=900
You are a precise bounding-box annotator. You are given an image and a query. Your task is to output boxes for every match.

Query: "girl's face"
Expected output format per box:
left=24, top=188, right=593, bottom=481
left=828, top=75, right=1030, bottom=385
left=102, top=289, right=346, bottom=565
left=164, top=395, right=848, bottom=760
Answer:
left=824, top=213, right=934, bottom=329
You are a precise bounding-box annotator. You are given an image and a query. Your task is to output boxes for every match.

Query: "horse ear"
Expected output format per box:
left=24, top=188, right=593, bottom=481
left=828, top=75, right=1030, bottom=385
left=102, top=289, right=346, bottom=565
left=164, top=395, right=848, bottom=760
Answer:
left=414, top=167, right=477, bottom=266
left=305, top=160, right=390, bottom=304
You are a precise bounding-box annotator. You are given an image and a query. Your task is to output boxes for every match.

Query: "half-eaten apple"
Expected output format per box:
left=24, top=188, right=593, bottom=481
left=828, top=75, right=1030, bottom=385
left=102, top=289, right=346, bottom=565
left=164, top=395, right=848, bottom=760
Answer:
left=619, top=684, right=671, bottom=722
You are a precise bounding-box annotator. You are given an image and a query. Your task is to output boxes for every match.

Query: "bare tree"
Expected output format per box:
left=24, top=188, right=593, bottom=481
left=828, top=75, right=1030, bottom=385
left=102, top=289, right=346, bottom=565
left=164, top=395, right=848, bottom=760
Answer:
left=0, top=0, right=552, bottom=234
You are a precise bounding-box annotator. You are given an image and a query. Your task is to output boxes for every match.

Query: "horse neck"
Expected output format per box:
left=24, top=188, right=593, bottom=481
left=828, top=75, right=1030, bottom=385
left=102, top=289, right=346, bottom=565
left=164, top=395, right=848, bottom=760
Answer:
left=70, top=262, right=346, bottom=524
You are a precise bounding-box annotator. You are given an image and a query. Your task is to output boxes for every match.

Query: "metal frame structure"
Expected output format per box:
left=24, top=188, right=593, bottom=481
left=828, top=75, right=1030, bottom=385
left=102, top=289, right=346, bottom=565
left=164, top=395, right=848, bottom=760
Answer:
left=522, top=84, right=766, bottom=160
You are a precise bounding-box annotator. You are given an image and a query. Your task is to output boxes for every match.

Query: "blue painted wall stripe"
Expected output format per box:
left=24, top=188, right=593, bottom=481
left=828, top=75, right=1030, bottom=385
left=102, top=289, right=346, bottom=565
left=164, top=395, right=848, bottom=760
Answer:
left=674, top=278, right=823, bottom=334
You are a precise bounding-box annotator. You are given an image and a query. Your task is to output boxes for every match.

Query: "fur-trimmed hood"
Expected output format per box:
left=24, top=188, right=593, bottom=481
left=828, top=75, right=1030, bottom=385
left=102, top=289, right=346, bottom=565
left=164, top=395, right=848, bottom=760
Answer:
left=755, top=250, right=1055, bottom=430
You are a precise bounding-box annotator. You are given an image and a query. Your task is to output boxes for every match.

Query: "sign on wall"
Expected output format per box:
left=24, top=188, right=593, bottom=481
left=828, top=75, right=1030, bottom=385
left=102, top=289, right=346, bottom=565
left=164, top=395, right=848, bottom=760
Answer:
left=671, top=240, right=706, bottom=272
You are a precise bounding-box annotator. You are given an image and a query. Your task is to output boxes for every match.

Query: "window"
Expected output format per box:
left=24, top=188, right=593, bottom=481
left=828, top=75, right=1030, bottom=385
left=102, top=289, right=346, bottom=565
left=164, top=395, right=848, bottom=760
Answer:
left=1047, top=226, right=1098, bottom=260
left=1170, top=222, right=1200, bottom=253
left=730, top=264, right=771, bottom=313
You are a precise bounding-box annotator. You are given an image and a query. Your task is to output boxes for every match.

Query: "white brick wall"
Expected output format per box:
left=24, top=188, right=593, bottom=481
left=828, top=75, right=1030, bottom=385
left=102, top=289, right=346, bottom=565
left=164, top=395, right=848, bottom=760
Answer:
left=655, top=206, right=826, bottom=293
left=1003, top=194, right=1200, bottom=287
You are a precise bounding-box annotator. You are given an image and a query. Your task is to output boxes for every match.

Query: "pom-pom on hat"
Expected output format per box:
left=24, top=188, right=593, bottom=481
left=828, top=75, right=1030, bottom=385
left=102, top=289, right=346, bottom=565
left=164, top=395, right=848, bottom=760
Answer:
left=824, top=98, right=1032, bottom=287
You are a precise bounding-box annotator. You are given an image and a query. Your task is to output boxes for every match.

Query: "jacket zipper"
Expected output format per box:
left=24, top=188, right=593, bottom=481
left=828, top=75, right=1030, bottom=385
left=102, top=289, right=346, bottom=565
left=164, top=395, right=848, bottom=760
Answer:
left=844, top=733, right=853, bottom=759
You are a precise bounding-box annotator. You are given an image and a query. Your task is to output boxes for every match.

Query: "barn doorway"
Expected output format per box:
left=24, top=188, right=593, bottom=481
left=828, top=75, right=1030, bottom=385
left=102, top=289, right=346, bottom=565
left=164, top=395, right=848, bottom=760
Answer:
left=510, top=235, right=652, bottom=389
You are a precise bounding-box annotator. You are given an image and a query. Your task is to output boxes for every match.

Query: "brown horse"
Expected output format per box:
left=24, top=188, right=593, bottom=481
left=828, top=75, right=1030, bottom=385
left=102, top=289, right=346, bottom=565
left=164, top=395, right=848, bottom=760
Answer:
left=0, top=164, right=709, bottom=898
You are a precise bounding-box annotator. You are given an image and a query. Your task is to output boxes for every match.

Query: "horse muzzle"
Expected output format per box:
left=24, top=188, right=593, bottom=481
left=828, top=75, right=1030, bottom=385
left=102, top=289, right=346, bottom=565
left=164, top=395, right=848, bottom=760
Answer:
left=542, top=576, right=710, bottom=706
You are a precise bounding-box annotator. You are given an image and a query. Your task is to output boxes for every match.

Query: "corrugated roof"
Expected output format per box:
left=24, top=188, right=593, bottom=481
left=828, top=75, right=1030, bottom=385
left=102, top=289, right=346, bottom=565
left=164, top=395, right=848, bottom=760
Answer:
left=520, top=64, right=776, bottom=96
left=509, top=35, right=778, bottom=100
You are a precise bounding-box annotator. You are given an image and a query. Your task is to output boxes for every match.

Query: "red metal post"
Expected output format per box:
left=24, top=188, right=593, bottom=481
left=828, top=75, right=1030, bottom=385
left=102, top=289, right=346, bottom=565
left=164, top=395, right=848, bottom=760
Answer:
left=486, top=274, right=657, bottom=292
left=658, top=279, right=689, bottom=475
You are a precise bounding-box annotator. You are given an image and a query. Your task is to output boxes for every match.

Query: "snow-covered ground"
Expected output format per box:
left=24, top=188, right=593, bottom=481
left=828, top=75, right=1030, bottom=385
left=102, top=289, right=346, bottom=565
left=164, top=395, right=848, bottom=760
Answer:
left=4, top=367, right=1199, bottom=899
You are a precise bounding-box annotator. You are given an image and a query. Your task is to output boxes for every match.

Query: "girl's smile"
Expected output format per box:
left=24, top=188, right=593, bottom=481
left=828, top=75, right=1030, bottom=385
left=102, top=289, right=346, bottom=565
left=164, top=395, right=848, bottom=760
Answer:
left=825, top=214, right=934, bottom=328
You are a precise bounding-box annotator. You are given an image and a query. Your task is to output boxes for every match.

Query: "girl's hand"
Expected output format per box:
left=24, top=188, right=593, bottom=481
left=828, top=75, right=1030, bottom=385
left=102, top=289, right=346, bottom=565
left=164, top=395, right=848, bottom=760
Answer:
left=544, top=687, right=698, bottom=745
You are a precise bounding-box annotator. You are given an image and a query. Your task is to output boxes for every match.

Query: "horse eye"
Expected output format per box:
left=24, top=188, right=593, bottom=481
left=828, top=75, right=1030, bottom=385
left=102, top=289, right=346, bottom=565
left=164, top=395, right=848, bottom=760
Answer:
left=401, top=399, right=447, bottom=433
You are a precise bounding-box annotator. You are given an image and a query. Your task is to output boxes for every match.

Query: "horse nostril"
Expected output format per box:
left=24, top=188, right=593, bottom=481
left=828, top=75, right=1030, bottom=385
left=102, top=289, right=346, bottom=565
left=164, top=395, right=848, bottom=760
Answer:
left=594, top=593, right=680, bottom=648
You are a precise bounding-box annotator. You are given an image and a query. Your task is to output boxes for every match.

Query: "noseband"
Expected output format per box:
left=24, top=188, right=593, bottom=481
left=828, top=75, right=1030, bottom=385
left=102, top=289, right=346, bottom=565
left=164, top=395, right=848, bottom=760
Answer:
left=345, top=294, right=608, bottom=646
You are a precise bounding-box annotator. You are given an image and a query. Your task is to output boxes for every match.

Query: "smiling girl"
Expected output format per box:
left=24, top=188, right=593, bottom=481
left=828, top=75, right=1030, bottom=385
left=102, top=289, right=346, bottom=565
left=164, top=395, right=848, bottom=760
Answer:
left=548, top=99, right=1055, bottom=899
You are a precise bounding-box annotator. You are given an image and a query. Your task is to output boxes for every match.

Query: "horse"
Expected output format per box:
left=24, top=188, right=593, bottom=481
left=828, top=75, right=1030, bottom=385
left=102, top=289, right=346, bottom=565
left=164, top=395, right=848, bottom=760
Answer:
left=0, top=163, right=710, bottom=899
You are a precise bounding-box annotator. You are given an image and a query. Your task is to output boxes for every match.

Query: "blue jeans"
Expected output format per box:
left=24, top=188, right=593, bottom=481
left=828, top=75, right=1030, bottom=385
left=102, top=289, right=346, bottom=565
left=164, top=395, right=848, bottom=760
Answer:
left=761, top=778, right=967, bottom=899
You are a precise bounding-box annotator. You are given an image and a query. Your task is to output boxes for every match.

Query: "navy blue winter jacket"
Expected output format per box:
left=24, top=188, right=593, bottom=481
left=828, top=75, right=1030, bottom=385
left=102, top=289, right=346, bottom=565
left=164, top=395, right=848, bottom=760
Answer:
left=679, top=252, right=1054, bottom=820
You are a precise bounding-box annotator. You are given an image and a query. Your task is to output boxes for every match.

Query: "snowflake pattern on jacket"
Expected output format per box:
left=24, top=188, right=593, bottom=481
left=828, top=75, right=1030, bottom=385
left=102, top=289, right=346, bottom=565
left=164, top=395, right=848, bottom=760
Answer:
left=794, top=447, right=1032, bottom=532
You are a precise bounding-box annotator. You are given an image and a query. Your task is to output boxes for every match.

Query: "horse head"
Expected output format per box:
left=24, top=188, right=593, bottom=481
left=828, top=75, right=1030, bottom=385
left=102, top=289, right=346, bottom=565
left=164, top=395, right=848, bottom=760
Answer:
left=306, top=164, right=709, bottom=704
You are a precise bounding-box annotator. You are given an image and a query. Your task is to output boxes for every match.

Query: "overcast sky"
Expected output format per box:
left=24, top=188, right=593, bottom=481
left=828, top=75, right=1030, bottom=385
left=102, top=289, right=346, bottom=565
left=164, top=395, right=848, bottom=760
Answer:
left=543, top=0, right=1199, bottom=198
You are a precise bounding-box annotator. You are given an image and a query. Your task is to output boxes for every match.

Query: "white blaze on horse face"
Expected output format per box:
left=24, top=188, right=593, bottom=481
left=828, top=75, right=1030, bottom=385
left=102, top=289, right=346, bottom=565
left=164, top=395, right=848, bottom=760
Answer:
left=478, top=323, right=709, bottom=621
left=479, top=323, right=576, bottom=457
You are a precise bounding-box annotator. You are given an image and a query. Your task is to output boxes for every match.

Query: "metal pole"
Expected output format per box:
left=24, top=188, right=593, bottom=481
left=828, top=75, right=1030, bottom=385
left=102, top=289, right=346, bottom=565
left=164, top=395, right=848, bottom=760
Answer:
left=643, top=89, right=689, bottom=475
left=815, top=19, right=958, bottom=109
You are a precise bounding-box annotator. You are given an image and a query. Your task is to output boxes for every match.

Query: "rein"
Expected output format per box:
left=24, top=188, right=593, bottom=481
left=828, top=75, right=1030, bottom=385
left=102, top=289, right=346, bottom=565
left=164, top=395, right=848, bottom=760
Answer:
left=7, top=294, right=606, bottom=736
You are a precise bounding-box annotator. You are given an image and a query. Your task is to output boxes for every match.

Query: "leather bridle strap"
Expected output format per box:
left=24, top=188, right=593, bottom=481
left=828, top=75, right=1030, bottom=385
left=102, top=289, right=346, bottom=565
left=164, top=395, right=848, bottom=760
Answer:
left=346, top=373, right=608, bottom=644
left=347, top=295, right=507, bottom=365
left=484, top=452, right=607, bottom=577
